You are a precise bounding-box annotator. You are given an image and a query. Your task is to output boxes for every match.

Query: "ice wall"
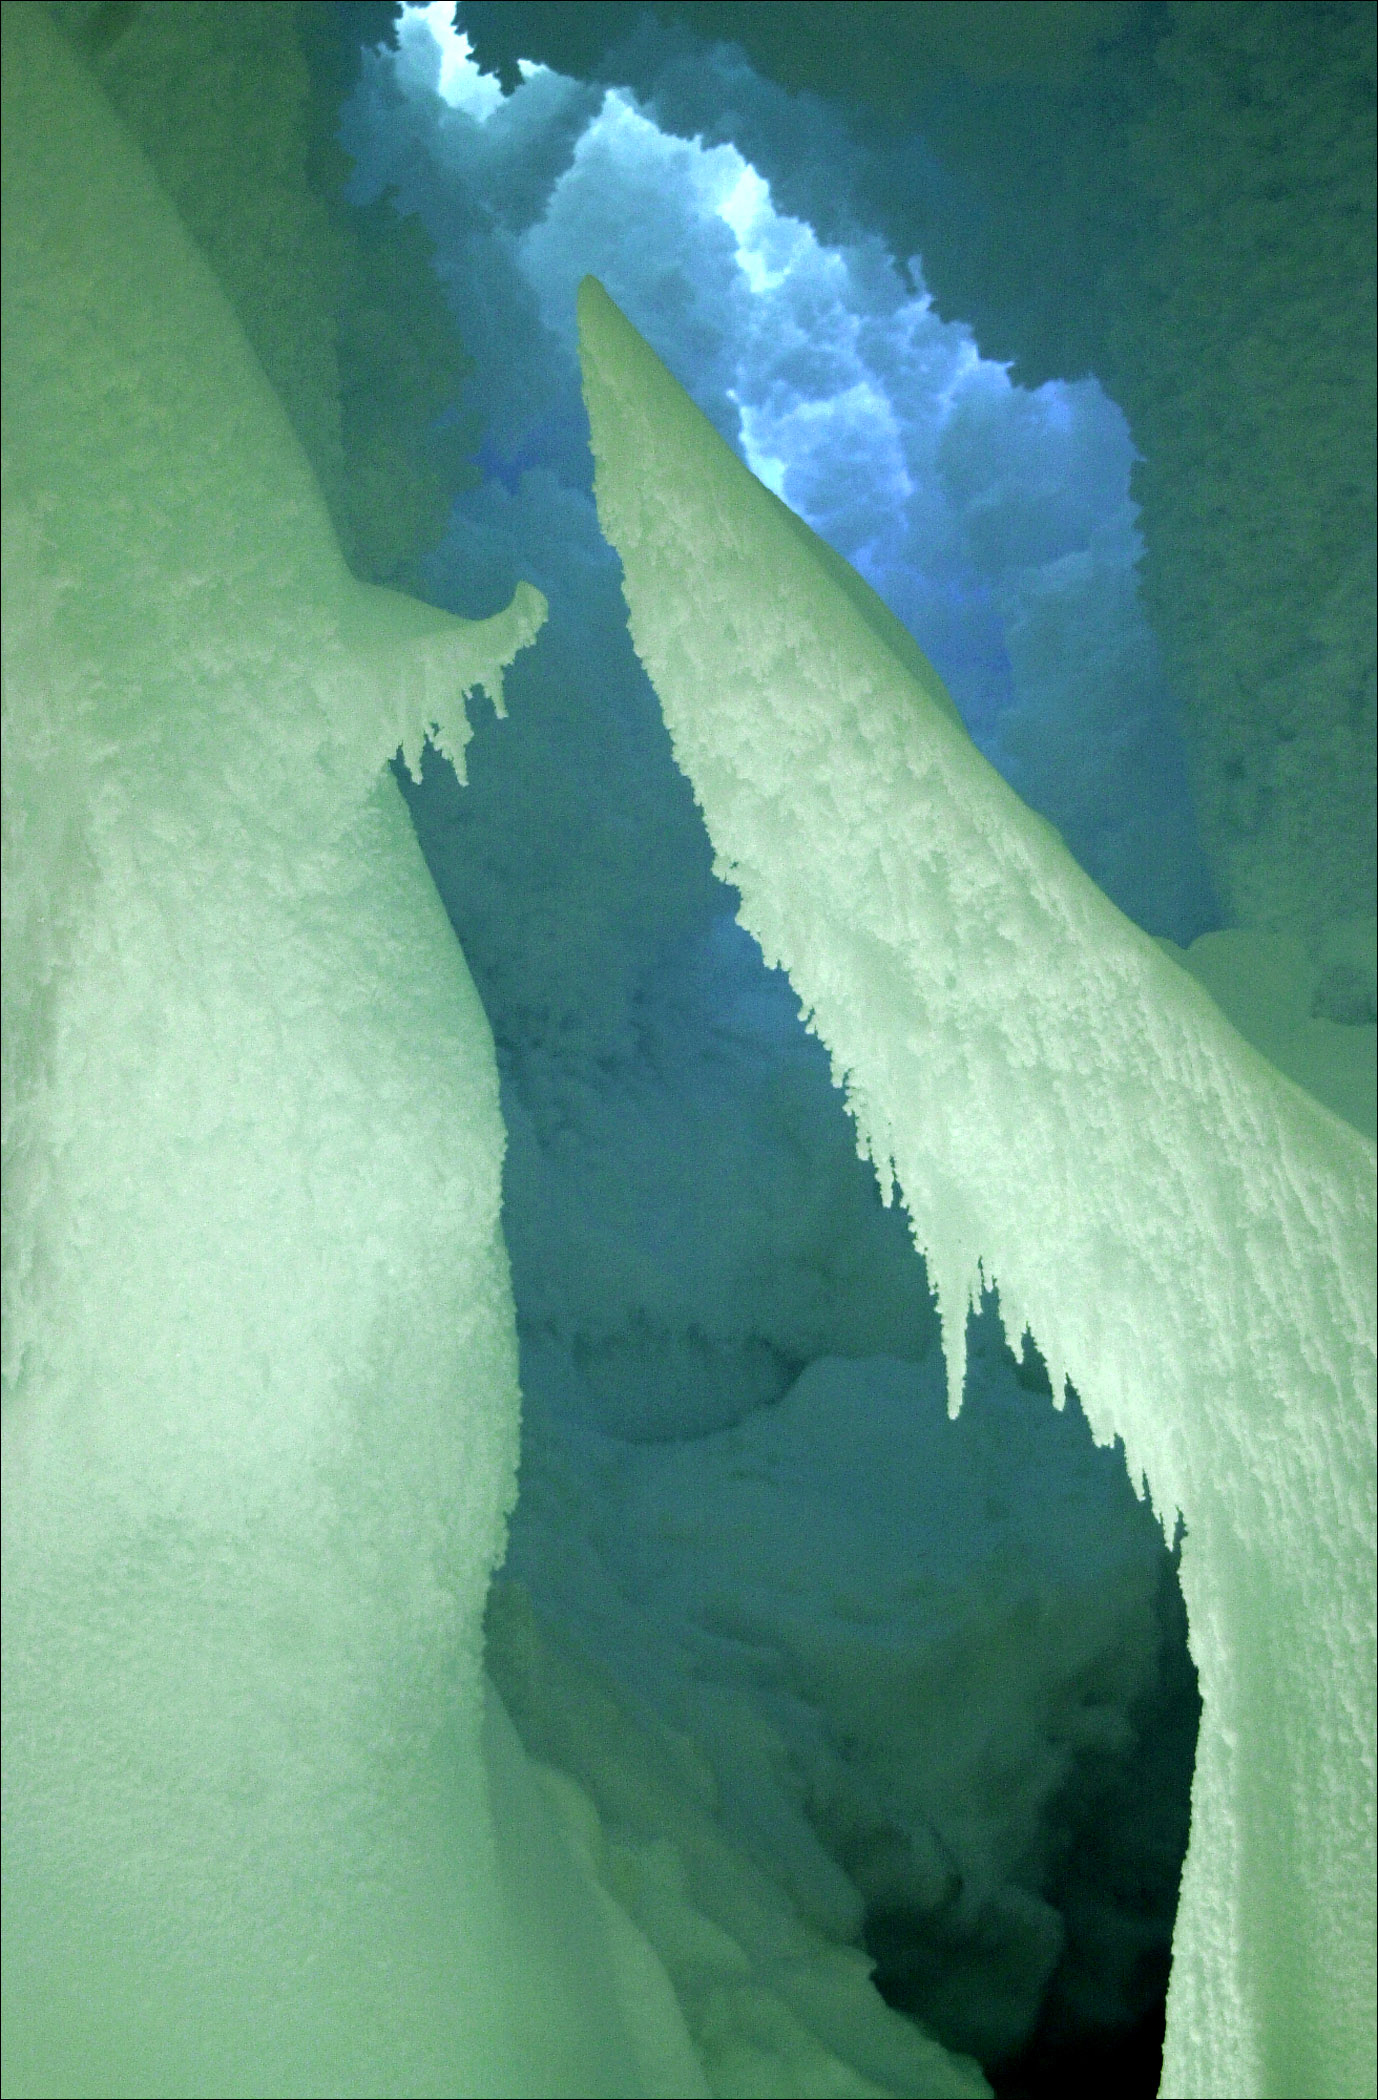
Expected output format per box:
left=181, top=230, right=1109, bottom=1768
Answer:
left=0, top=15, right=709, bottom=2096
left=577, top=278, right=1377, bottom=2100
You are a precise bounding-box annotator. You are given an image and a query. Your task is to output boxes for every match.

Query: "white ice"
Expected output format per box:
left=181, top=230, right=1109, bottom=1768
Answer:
left=577, top=275, right=1377, bottom=2100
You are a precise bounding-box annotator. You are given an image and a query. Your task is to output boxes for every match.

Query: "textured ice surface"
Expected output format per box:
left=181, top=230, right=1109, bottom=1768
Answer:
left=578, top=276, right=1377, bottom=2100
left=0, top=18, right=710, bottom=2098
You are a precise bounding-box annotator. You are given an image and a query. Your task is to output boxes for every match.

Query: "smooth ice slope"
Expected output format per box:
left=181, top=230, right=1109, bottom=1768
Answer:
left=1, top=15, right=711, bottom=2097
left=578, top=278, right=1377, bottom=2100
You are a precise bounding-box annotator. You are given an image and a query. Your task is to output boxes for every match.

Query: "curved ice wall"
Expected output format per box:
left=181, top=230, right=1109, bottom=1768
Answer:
left=1, top=14, right=705, bottom=2096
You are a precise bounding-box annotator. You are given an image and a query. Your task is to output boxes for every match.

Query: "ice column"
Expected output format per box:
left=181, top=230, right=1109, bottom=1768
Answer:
left=0, top=15, right=691, bottom=2096
left=577, top=276, right=1376, bottom=2100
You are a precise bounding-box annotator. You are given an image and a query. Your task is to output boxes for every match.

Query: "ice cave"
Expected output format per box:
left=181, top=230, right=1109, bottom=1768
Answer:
left=2, top=4, right=1374, bottom=2097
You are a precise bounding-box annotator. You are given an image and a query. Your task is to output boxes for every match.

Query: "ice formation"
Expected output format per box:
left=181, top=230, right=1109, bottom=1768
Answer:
left=343, top=1, right=1221, bottom=948
left=576, top=276, right=1376, bottom=2100
left=1, top=14, right=674, bottom=2096
left=4, top=6, right=1374, bottom=2098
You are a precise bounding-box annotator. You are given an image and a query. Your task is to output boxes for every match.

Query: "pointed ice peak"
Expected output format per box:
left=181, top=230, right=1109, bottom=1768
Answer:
left=576, top=274, right=1376, bottom=2100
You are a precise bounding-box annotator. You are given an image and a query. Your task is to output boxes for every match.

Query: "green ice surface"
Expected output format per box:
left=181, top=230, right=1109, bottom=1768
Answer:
left=577, top=275, right=1377, bottom=2100
left=0, top=12, right=704, bottom=2097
